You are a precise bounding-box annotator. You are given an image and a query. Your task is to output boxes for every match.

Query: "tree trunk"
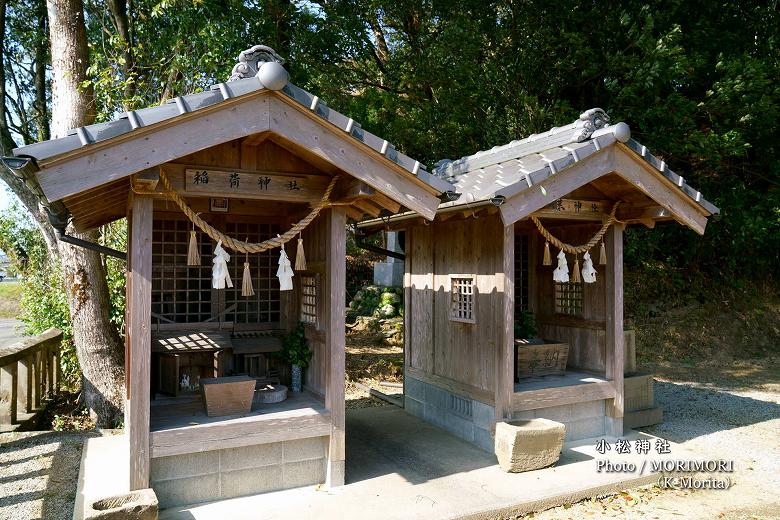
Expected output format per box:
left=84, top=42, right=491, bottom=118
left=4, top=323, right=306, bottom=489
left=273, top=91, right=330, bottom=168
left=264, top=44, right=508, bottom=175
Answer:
left=47, top=0, right=94, bottom=137
left=34, top=0, right=50, bottom=141
left=47, top=0, right=125, bottom=427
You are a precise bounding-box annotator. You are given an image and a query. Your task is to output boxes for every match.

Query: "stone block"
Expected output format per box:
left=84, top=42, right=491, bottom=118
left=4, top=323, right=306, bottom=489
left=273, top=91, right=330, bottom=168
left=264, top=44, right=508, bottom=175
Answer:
left=510, top=410, right=535, bottom=421
left=220, top=442, right=282, bottom=471
left=404, top=377, right=425, bottom=401
left=220, top=465, right=284, bottom=499
left=624, top=407, right=663, bottom=430
left=404, top=396, right=425, bottom=419
left=473, top=426, right=495, bottom=453
left=472, top=400, right=495, bottom=430
left=283, top=436, right=327, bottom=463
left=150, top=451, right=218, bottom=481
left=85, top=489, right=158, bottom=520
left=443, top=411, right=475, bottom=442
left=564, top=416, right=605, bottom=441
left=424, top=383, right=448, bottom=410
left=283, top=458, right=326, bottom=488
left=152, top=473, right=219, bottom=509
left=494, top=419, right=565, bottom=473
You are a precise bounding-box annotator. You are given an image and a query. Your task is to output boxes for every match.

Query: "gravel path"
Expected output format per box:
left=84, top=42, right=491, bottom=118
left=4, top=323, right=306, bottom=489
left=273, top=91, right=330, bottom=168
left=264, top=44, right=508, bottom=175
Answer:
left=0, top=431, right=95, bottom=520
left=526, top=360, right=780, bottom=519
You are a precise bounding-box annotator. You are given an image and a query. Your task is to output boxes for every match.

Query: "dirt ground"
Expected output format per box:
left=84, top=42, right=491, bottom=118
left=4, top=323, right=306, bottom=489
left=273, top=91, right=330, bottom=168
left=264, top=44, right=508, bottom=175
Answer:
left=345, top=330, right=780, bottom=520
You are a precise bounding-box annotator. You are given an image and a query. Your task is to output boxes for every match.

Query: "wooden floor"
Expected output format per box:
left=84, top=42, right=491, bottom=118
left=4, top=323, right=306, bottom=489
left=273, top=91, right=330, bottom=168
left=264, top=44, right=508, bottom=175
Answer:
left=512, top=370, right=615, bottom=412
left=149, top=390, right=331, bottom=458
left=514, top=370, right=606, bottom=392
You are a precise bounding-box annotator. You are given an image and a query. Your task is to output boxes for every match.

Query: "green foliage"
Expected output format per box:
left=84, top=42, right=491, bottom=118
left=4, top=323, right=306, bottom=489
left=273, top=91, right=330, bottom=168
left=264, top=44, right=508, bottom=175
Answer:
left=348, top=285, right=403, bottom=320
left=0, top=201, right=128, bottom=386
left=278, top=321, right=313, bottom=368
left=514, top=310, right=538, bottom=340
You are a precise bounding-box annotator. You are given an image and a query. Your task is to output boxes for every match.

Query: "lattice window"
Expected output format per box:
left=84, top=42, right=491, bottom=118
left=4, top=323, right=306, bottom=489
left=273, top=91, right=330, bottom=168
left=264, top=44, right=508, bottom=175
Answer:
left=450, top=275, right=476, bottom=323
left=300, top=274, right=318, bottom=326
left=514, top=234, right=529, bottom=319
left=555, top=281, right=583, bottom=316
left=224, top=221, right=281, bottom=326
left=152, top=218, right=213, bottom=324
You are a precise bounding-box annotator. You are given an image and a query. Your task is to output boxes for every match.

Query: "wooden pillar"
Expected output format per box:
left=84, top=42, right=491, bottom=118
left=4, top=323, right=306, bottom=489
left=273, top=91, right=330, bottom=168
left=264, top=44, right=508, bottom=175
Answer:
left=127, top=195, right=153, bottom=490
left=495, top=224, right=514, bottom=424
left=0, top=363, right=18, bottom=425
left=604, top=224, right=624, bottom=437
left=33, top=351, right=41, bottom=408
left=325, top=207, right=346, bottom=487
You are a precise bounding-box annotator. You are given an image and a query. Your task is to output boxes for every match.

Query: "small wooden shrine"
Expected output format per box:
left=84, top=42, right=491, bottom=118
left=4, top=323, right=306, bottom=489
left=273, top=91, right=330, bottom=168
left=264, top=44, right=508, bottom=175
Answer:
left=359, top=108, right=718, bottom=451
left=9, top=45, right=447, bottom=508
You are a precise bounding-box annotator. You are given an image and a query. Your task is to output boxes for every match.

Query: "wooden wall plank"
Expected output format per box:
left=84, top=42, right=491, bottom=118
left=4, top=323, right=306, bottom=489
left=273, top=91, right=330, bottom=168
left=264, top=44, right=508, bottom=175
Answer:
left=127, top=195, right=153, bottom=490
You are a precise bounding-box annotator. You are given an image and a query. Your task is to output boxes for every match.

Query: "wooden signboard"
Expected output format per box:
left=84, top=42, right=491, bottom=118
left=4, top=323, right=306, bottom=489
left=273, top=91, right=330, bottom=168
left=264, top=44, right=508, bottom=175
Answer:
left=533, top=199, right=608, bottom=220
left=183, top=168, right=330, bottom=203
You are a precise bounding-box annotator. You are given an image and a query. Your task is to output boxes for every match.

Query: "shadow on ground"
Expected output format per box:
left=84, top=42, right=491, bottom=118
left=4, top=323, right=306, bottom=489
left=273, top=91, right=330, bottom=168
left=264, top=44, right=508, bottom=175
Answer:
left=641, top=380, right=780, bottom=443
left=346, top=405, right=495, bottom=485
left=0, top=431, right=95, bottom=520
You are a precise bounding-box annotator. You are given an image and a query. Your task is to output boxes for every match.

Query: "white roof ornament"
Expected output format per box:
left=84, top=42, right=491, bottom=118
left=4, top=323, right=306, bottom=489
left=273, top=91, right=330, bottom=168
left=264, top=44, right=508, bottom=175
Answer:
left=229, top=45, right=289, bottom=90
left=573, top=108, right=610, bottom=142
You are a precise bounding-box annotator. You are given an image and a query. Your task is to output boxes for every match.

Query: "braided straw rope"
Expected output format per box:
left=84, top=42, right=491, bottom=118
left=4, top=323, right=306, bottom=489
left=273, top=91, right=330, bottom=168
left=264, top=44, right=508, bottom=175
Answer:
left=530, top=201, right=621, bottom=254
left=159, top=169, right=340, bottom=253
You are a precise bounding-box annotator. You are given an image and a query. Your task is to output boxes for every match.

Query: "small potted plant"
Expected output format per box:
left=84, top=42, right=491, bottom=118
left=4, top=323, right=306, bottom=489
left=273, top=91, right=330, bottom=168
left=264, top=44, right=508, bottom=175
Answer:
left=279, top=321, right=313, bottom=392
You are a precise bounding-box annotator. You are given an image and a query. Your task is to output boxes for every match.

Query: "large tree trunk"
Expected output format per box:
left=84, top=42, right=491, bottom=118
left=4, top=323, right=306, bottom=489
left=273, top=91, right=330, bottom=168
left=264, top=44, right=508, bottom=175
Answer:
left=47, top=0, right=125, bottom=427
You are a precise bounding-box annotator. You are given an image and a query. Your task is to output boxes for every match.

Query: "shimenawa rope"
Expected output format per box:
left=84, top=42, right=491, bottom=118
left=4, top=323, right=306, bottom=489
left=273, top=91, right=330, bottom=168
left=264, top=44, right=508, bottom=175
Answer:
left=158, top=169, right=340, bottom=254
left=531, top=201, right=621, bottom=255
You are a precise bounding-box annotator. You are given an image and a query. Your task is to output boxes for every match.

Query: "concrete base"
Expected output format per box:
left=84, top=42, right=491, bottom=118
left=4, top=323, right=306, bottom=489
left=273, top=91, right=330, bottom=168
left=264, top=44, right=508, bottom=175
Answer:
left=74, top=434, right=130, bottom=520
left=150, top=436, right=328, bottom=508
left=511, top=399, right=608, bottom=442
left=404, top=375, right=496, bottom=452
left=158, top=406, right=695, bottom=520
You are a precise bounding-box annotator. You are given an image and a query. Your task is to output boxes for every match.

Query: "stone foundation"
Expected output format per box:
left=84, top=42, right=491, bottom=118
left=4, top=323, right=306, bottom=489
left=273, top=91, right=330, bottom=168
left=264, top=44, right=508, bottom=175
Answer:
left=150, top=436, right=328, bottom=509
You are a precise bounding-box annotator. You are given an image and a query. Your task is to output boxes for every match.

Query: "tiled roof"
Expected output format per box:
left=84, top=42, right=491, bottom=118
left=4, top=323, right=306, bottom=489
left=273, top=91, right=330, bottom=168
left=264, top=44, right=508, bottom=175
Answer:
left=432, top=109, right=718, bottom=215
left=13, top=77, right=451, bottom=194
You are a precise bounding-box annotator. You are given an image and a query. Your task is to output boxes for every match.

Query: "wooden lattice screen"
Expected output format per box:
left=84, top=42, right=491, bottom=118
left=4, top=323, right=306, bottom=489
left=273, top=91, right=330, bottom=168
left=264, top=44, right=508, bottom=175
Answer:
left=152, top=218, right=212, bottom=323
left=300, top=274, right=318, bottom=326
left=151, top=218, right=281, bottom=326
left=514, top=234, right=529, bottom=318
left=554, top=281, right=583, bottom=316
left=450, top=276, right=476, bottom=323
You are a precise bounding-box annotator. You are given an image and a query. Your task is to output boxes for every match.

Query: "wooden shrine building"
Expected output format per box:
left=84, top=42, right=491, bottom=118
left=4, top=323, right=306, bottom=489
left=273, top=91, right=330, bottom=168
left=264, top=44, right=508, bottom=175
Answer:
left=7, top=46, right=447, bottom=507
left=360, top=109, right=718, bottom=451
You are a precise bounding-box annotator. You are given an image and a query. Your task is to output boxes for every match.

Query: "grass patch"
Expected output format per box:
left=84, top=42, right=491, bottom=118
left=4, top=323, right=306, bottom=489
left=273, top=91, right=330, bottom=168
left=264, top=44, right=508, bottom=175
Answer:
left=0, top=281, right=22, bottom=318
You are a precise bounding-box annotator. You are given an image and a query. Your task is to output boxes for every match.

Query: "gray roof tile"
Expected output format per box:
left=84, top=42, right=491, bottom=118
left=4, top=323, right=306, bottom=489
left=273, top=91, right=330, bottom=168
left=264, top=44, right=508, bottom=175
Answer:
left=13, top=71, right=451, bottom=194
left=433, top=112, right=717, bottom=216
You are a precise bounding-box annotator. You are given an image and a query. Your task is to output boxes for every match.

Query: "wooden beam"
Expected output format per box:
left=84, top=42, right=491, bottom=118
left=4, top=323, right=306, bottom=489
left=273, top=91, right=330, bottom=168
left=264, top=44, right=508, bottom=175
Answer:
left=371, top=192, right=401, bottom=214
left=499, top=148, right=615, bottom=226
left=37, top=93, right=273, bottom=202
left=495, top=225, right=514, bottom=424
left=127, top=194, right=153, bottom=490
left=604, top=224, right=624, bottom=437
left=352, top=198, right=383, bottom=218
left=512, top=381, right=615, bottom=412
left=325, top=207, right=346, bottom=487
left=613, top=149, right=708, bottom=234
left=270, top=96, right=441, bottom=220
left=332, top=178, right=375, bottom=202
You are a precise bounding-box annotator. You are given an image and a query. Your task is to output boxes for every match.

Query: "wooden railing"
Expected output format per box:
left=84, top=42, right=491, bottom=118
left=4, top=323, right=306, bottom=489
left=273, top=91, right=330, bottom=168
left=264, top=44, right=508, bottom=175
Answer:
left=0, top=328, right=63, bottom=432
